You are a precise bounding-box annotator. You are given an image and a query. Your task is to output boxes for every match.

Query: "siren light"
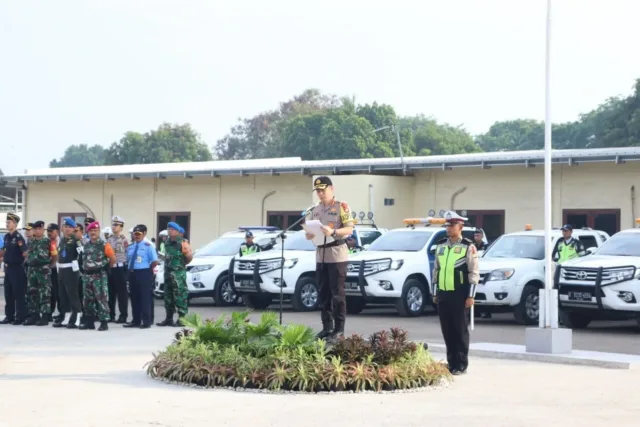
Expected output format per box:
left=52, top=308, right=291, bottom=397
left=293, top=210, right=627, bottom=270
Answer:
left=403, top=217, right=447, bottom=226
left=524, top=224, right=533, bottom=231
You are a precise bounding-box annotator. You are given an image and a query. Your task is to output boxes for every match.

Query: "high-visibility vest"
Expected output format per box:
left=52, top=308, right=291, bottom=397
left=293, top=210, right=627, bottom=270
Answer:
left=436, top=239, right=471, bottom=292
left=557, top=240, right=579, bottom=263
left=240, top=244, right=258, bottom=257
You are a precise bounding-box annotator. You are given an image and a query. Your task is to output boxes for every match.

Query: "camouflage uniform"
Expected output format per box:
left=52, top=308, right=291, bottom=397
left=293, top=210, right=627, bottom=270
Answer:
left=25, top=237, right=56, bottom=324
left=81, top=240, right=112, bottom=323
left=163, top=237, right=189, bottom=319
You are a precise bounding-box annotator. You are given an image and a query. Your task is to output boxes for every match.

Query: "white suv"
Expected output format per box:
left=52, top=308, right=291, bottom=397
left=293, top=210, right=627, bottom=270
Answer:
left=476, top=228, right=606, bottom=325
left=345, top=220, right=487, bottom=317
left=153, top=227, right=283, bottom=305
left=557, top=227, right=640, bottom=329
left=230, top=226, right=386, bottom=311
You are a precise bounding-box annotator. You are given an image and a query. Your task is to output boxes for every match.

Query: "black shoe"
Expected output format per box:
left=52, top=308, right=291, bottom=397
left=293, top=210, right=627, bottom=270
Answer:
left=79, top=316, right=95, bottom=330
left=98, top=321, right=109, bottom=331
left=172, top=317, right=185, bottom=327
left=0, top=318, right=14, bottom=325
left=315, top=329, right=333, bottom=339
left=12, top=319, right=23, bottom=326
left=326, top=331, right=344, bottom=344
left=66, top=322, right=78, bottom=329
left=36, top=318, right=49, bottom=326
left=139, top=324, right=151, bottom=329
left=156, top=317, right=174, bottom=327
left=123, top=322, right=141, bottom=328
left=23, top=317, right=38, bottom=326
left=115, top=316, right=127, bottom=324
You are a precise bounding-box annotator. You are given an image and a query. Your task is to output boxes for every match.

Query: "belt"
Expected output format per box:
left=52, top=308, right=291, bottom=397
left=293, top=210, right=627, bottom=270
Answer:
left=111, top=262, right=126, bottom=268
left=130, top=267, right=151, bottom=271
left=317, top=240, right=346, bottom=249
left=58, top=263, right=74, bottom=268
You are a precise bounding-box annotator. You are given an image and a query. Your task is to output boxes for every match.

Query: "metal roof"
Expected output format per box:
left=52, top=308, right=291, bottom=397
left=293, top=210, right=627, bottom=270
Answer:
left=1, top=147, right=639, bottom=184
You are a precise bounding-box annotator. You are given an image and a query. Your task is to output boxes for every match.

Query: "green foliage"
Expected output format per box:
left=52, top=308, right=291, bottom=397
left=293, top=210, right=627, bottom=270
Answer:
left=147, top=311, right=450, bottom=393
left=49, top=144, right=106, bottom=168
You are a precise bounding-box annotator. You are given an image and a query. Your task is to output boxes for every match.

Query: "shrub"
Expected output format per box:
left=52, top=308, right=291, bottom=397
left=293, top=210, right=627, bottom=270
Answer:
left=146, top=311, right=451, bottom=393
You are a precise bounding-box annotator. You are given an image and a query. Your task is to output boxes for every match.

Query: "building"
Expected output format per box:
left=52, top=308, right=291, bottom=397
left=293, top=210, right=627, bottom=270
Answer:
left=1, top=147, right=639, bottom=248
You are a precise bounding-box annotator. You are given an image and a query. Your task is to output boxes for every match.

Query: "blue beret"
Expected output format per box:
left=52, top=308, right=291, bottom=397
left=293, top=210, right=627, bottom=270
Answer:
left=63, top=217, right=77, bottom=228
left=167, top=222, right=182, bottom=233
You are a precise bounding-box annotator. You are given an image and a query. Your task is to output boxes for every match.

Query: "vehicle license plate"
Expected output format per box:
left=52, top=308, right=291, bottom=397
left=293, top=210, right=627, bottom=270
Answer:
left=240, top=280, right=253, bottom=287
left=344, top=281, right=359, bottom=291
left=191, top=273, right=201, bottom=282
left=568, top=291, right=592, bottom=302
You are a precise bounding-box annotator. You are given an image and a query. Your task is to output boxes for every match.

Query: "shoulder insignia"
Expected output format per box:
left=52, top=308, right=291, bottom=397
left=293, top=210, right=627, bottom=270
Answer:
left=340, top=202, right=350, bottom=212
left=462, top=238, right=474, bottom=244
left=437, top=238, right=448, bottom=244
left=144, top=241, right=151, bottom=246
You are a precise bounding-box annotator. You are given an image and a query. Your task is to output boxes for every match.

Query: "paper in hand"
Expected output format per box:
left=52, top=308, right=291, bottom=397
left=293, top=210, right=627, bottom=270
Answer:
left=302, top=220, right=335, bottom=247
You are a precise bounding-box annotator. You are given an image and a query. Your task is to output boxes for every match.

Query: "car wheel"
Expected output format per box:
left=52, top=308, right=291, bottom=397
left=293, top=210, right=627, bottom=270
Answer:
left=214, top=274, right=238, bottom=307
left=514, top=284, right=539, bottom=325
left=346, top=297, right=366, bottom=314
left=560, top=311, right=592, bottom=329
left=244, top=294, right=272, bottom=310
left=396, top=279, right=426, bottom=317
left=291, top=277, right=319, bottom=312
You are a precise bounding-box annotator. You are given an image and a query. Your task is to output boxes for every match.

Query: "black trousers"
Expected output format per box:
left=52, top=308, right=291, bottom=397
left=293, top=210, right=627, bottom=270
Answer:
left=437, top=290, right=470, bottom=369
left=4, top=264, right=27, bottom=321
left=129, top=268, right=153, bottom=326
left=50, top=268, right=59, bottom=314
left=108, top=266, right=129, bottom=319
left=58, top=267, right=82, bottom=314
left=316, top=261, right=347, bottom=330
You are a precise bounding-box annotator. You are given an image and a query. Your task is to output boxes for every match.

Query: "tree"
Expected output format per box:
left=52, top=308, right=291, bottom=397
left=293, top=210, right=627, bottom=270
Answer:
left=105, top=123, right=212, bottom=165
left=49, top=144, right=107, bottom=168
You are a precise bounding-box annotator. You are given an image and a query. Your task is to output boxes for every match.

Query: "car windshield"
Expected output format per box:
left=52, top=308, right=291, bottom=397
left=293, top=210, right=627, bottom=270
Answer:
left=194, top=237, right=244, bottom=257
left=594, top=232, right=640, bottom=257
left=483, top=235, right=545, bottom=260
left=367, top=231, right=433, bottom=252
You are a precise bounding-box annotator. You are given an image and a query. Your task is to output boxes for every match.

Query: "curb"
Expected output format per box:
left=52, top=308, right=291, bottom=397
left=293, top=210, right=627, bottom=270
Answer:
left=427, top=343, right=640, bottom=370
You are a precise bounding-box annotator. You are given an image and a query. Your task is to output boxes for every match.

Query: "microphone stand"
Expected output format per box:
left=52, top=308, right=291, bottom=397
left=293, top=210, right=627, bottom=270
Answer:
left=275, top=211, right=312, bottom=325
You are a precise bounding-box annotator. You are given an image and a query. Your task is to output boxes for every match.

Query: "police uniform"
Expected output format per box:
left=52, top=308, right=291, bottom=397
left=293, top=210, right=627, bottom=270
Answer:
left=107, top=216, right=130, bottom=323
left=54, top=217, right=84, bottom=329
left=46, top=223, right=61, bottom=322
left=552, top=224, right=586, bottom=263
left=431, top=211, right=480, bottom=375
left=124, top=224, right=158, bottom=329
left=239, top=231, right=262, bottom=257
left=0, top=213, right=28, bottom=325
left=309, top=176, right=354, bottom=339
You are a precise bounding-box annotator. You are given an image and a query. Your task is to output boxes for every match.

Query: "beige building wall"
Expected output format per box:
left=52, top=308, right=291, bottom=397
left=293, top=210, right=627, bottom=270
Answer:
left=23, top=161, right=639, bottom=250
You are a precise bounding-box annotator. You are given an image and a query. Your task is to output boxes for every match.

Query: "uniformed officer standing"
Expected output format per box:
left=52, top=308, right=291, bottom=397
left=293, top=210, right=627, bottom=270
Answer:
left=53, top=217, right=83, bottom=329
left=107, top=216, right=130, bottom=323
left=79, top=221, right=116, bottom=331
left=472, top=228, right=487, bottom=251
left=552, top=224, right=586, bottom=263
left=431, top=211, right=480, bottom=375
left=346, top=235, right=362, bottom=254
left=238, top=231, right=261, bottom=257
left=82, top=217, right=95, bottom=245
left=0, top=213, right=28, bottom=325
left=157, top=222, right=192, bottom=327
left=158, top=230, right=168, bottom=261
left=124, top=225, right=159, bottom=329
left=46, top=223, right=61, bottom=322
left=23, top=223, right=34, bottom=243
left=305, top=176, right=354, bottom=340
left=24, top=221, right=58, bottom=326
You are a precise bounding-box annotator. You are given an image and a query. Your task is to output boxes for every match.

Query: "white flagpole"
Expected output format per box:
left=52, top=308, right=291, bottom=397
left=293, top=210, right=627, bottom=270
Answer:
left=543, top=0, right=554, bottom=329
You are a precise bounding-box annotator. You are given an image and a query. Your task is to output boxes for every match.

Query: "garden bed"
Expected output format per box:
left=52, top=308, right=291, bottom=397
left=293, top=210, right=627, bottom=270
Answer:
left=145, top=311, right=451, bottom=393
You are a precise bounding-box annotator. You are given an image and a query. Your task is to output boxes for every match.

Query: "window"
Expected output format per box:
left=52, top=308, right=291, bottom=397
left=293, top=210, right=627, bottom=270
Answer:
left=267, top=211, right=304, bottom=231
left=594, top=232, right=640, bottom=257
left=384, top=198, right=395, bottom=206
left=358, top=230, right=382, bottom=246
left=463, top=210, right=505, bottom=244
left=195, top=237, right=245, bottom=257
left=281, top=231, right=316, bottom=251
left=563, top=209, right=620, bottom=237
left=367, top=230, right=434, bottom=252
left=578, top=235, right=598, bottom=250
left=158, top=212, right=191, bottom=240
left=483, top=235, right=545, bottom=260
left=57, top=212, right=88, bottom=228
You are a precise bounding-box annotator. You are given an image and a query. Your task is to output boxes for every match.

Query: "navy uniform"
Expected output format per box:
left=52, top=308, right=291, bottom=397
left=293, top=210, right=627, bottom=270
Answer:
left=46, top=223, right=62, bottom=322
left=1, top=213, right=28, bottom=325
left=431, top=211, right=480, bottom=375
left=107, top=215, right=130, bottom=323
left=238, top=231, right=262, bottom=257
left=124, top=224, right=159, bottom=329
left=307, top=176, right=354, bottom=340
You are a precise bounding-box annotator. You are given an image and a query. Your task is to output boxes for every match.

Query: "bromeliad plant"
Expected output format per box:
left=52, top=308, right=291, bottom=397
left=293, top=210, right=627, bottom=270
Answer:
left=146, top=311, right=451, bottom=393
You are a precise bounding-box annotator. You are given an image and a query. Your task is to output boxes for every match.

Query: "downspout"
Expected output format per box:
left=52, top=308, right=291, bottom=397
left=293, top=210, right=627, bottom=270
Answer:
left=631, top=185, right=636, bottom=227
left=110, top=194, right=114, bottom=219
left=21, top=185, right=27, bottom=223
left=368, top=184, right=374, bottom=216
left=450, top=186, right=467, bottom=211
left=261, top=191, right=276, bottom=226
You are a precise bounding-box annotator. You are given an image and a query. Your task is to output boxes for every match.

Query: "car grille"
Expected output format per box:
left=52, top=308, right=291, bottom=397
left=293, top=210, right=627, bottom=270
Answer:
left=561, top=267, right=616, bottom=282
left=237, top=260, right=256, bottom=271
left=346, top=262, right=384, bottom=275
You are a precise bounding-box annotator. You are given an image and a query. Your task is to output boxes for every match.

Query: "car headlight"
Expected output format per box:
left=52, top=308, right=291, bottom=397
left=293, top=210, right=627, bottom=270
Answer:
left=190, top=265, right=214, bottom=273
left=391, top=259, right=404, bottom=270
left=283, top=258, right=298, bottom=269
left=486, top=268, right=515, bottom=281
left=611, top=268, right=635, bottom=282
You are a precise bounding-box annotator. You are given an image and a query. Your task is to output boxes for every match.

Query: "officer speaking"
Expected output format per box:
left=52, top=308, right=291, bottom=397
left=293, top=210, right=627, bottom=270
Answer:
left=305, top=176, right=354, bottom=341
left=431, top=211, right=480, bottom=375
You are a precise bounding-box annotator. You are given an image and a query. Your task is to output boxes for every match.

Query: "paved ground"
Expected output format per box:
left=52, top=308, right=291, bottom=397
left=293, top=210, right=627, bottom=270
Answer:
left=2, top=314, right=640, bottom=427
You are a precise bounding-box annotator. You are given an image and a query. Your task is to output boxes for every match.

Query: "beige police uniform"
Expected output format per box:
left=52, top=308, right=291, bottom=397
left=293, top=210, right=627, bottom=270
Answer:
left=310, top=197, right=354, bottom=335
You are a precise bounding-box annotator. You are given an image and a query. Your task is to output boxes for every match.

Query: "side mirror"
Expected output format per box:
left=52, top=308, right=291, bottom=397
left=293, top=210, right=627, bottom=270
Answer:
left=586, top=247, right=596, bottom=255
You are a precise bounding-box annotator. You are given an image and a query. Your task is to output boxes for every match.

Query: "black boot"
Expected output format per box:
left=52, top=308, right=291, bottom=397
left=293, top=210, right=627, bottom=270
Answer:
left=66, top=312, right=78, bottom=329
left=36, top=316, right=49, bottom=326
left=79, top=316, right=95, bottom=330
left=172, top=316, right=185, bottom=327
left=52, top=313, right=66, bottom=328
left=115, top=315, right=127, bottom=324
left=327, top=321, right=345, bottom=342
left=0, top=317, right=13, bottom=325
left=98, top=321, right=109, bottom=331
left=315, top=322, right=334, bottom=340
left=23, top=316, right=39, bottom=326
left=156, top=315, right=174, bottom=327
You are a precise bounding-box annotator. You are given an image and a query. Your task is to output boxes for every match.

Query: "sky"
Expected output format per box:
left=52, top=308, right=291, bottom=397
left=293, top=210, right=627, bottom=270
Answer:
left=1, top=0, right=639, bottom=175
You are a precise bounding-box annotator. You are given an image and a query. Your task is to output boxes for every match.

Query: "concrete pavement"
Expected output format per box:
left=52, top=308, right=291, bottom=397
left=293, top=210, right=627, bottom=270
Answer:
left=2, top=323, right=640, bottom=427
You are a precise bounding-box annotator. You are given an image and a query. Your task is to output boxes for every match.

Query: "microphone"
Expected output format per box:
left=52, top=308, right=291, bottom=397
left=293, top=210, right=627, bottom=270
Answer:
left=301, top=202, right=320, bottom=216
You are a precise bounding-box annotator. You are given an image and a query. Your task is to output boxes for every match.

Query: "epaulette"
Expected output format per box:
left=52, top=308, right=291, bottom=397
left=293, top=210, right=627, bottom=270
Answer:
left=436, top=238, right=448, bottom=244
left=462, top=238, right=474, bottom=245
left=144, top=241, right=151, bottom=246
